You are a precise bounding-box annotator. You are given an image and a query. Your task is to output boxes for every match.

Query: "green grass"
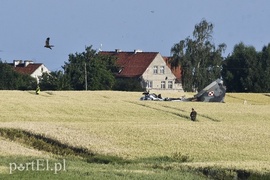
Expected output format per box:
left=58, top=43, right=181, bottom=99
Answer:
left=0, top=155, right=206, bottom=180
left=0, top=90, right=270, bottom=179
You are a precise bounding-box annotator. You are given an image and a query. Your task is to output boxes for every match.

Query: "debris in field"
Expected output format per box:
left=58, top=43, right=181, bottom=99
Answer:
left=140, top=91, right=186, bottom=101
left=140, top=79, right=226, bottom=103
left=192, top=79, right=226, bottom=102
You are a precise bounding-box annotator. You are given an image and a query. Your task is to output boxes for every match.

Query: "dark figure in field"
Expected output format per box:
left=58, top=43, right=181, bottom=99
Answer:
left=190, top=108, right=197, bottom=121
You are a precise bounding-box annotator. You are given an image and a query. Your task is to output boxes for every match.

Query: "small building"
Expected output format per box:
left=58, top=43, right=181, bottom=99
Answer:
left=100, top=50, right=183, bottom=91
left=9, top=60, right=50, bottom=83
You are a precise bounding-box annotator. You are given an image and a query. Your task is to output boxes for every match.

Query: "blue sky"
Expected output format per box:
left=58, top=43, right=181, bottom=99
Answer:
left=1, top=0, right=270, bottom=71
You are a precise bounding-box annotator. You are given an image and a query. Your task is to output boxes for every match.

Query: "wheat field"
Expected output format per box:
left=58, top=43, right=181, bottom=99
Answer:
left=1, top=90, right=270, bottom=174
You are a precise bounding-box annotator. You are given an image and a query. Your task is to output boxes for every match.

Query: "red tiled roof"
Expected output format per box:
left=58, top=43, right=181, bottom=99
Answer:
left=10, top=63, right=42, bottom=75
left=100, top=51, right=159, bottom=78
left=163, top=56, right=182, bottom=81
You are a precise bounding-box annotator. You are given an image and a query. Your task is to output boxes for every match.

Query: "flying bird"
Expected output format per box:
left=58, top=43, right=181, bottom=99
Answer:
left=44, top=37, right=54, bottom=49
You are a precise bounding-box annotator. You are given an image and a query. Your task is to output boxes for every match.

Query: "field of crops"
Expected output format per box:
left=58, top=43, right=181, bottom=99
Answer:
left=0, top=90, right=270, bottom=179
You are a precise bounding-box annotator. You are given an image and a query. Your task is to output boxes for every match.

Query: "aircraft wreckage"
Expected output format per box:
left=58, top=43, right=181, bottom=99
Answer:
left=140, top=79, right=226, bottom=103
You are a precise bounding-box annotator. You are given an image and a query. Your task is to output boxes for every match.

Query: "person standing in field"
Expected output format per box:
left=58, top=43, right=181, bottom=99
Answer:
left=36, top=85, right=40, bottom=95
left=190, top=108, right=197, bottom=121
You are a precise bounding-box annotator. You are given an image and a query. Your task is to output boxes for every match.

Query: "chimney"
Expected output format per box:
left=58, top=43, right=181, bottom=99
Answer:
left=134, top=49, right=142, bottom=54
left=115, top=49, right=122, bottom=53
left=13, top=60, right=22, bottom=67
left=24, top=60, right=33, bottom=67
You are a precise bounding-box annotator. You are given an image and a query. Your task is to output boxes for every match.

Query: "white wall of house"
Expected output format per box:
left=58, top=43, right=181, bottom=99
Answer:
left=141, top=53, right=183, bottom=91
left=31, top=64, right=50, bottom=83
left=31, top=64, right=50, bottom=78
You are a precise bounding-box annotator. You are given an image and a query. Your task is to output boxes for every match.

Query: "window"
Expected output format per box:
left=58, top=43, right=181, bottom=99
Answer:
left=153, top=66, right=158, bottom=74
left=161, top=81, right=166, bottom=89
left=160, top=66, right=165, bottom=74
left=168, top=81, right=173, bottom=89
left=146, top=81, right=153, bottom=89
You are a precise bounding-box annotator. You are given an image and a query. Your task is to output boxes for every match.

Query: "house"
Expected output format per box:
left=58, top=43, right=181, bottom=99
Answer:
left=100, top=49, right=183, bottom=91
left=163, top=56, right=182, bottom=84
left=9, top=60, right=50, bottom=83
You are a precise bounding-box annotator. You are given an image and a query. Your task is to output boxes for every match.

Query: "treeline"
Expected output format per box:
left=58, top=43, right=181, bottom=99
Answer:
left=222, top=43, right=270, bottom=92
left=171, top=41, right=270, bottom=92
left=39, top=46, right=144, bottom=91
left=0, top=51, right=144, bottom=91
left=1, top=20, right=269, bottom=92
left=170, top=19, right=270, bottom=93
left=0, top=61, right=36, bottom=90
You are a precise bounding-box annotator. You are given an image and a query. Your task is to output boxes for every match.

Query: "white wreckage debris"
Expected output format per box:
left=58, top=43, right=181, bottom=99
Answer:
left=140, top=79, right=226, bottom=103
left=140, top=91, right=186, bottom=101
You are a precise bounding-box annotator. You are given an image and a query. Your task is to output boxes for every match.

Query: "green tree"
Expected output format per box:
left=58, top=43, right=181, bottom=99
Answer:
left=17, top=73, right=37, bottom=90
left=258, top=44, right=270, bottom=92
left=39, top=71, right=70, bottom=90
left=113, top=78, right=145, bottom=91
left=63, top=46, right=118, bottom=90
left=0, top=61, right=36, bottom=90
left=0, top=61, right=16, bottom=89
left=222, top=43, right=261, bottom=92
left=170, top=19, right=226, bottom=91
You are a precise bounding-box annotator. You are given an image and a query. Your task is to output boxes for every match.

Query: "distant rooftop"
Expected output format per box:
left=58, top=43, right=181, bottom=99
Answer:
left=100, top=50, right=159, bottom=78
left=8, top=60, right=44, bottom=75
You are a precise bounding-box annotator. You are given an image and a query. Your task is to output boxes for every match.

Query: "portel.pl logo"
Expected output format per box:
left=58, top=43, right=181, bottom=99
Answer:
left=9, top=159, right=66, bottom=174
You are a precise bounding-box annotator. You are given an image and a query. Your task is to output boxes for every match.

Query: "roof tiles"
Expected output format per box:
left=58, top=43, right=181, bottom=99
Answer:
left=100, top=51, right=159, bottom=78
left=8, top=63, right=43, bottom=75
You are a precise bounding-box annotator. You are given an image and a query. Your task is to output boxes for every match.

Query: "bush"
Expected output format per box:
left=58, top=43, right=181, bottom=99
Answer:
left=113, top=77, right=145, bottom=91
left=86, top=155, right=128, bottom=164
left=172, top=152, right=193, bottom=162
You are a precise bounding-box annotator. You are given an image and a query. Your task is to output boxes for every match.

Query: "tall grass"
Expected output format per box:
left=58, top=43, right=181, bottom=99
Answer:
left=0, top=90, right=270, bottom=177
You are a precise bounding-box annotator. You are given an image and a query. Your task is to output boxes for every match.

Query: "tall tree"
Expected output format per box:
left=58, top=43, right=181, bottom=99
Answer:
left=39, top=71, right=70, bottom=90
left=258, top=44, right=270, bottom=92
left=170, top=19, right=226, bottom=91
left=63, top=46, right=118, bottom=90
left=0, top=61, right=36, bottom=90
left=222, top=43, right=261, bottom=92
